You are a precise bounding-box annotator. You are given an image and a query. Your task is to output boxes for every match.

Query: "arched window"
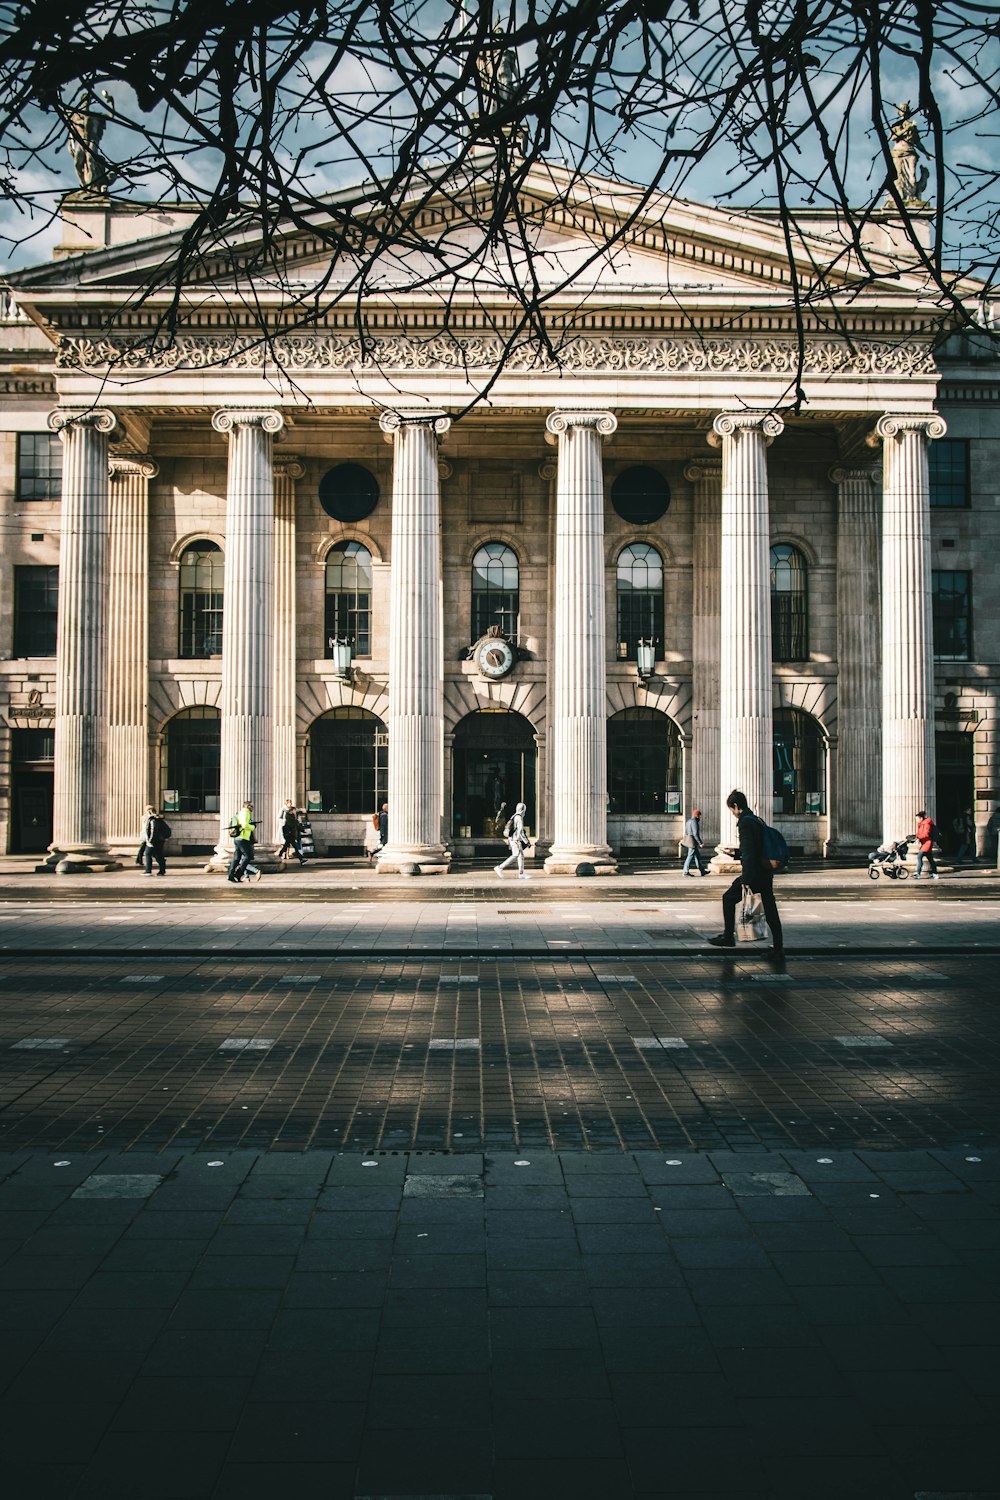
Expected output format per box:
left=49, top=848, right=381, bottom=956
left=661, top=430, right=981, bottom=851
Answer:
left=308, top=708, right=387, bottom=814
left=770, top=544, right=808, bottom=661
left=162, top=707, right=221, bottom=813
left=178, top=543, right=224, bottom=658
left=325, top=541, right=373, bottom=657
left=472, top=543, right=519, bottom=639
left=773, top=708, right=825, bottom=815
left=616, top=543, right=664, bottom=661
left=607, top=707, right=681, bottom=815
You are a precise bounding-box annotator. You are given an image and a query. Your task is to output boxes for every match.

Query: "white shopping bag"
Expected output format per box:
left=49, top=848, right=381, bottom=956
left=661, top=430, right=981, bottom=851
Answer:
left=736, top=886, right=768, bottom=942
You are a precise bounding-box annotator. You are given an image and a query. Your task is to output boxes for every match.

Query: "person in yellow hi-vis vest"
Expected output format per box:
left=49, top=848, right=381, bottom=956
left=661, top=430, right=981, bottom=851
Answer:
left=227, top=801, right=262, bottom=884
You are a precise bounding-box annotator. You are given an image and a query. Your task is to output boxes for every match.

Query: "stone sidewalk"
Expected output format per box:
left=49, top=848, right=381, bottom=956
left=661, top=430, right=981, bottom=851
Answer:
left=2, top=1145, right=999, bottom=1500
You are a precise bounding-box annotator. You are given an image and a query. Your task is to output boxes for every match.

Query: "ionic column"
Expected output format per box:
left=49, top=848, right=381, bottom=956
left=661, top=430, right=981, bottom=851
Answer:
left=686, top=461, right=723, bottom=847
left=47, top=408, right=122, bottom=872
left=107, top=455, right=157, bottom=854
left=869, top=414, right=946, bottom=845
left=830, top=465, right=881, bottom=852
left=274, top=456, right=304, bottom=815
left=210, top=408, right=283, bottom=868
left=708, top=411, right=784, bottom=838
left=377, top=411, right=451, bottom=873
left=544, top=409, right=618, bottom=875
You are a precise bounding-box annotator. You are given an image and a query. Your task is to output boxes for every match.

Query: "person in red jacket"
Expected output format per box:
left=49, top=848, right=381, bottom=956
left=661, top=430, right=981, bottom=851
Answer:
left=915, top=810, right=939, bottom=880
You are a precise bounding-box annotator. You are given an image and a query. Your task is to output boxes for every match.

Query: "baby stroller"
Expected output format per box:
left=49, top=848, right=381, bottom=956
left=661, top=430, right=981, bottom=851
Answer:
left=867, top=837, right=911, bottom=880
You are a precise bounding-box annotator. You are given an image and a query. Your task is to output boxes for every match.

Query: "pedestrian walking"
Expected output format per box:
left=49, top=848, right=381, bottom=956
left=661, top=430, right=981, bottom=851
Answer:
left=297, top=810, right=315, bottom=861
left=708, top=789, right=784, bottom=956
left=914, top=810, right=939, bottom=879
left=142, top=807, right=171, bottom=877
left=278, top=799, right=307, bottom=864
left=494, top=802, right=531, bottom=879
left=135, top=804, right=155, bottom=870
left=954, top=807, right=975, bottom=864
left=681, top=807, right=707, bottom=876
left=227, top=801, right=261, bottom=883
left=364, top=811, right=382, bottom=863
left=378, top=802, right=389, bottom=850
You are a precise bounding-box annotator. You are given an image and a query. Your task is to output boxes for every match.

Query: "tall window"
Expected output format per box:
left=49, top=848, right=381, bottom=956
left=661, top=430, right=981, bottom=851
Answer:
left=616, top=543, right=664, bottom=660
left=773, top=708, right=825, bottom=815
left=162, top=707, right=221, bottom=813
left=325, top=541, right=373, bottom=657
left=179, top=543, right=224, bottom=658
left=929, top=439, right=969, bottom=508
left=607, top=708, right=682, bottom=815
left=13, top=565, right=58, bottom=656
left=308, top=708, right=387, bottom=814
left=16, top=433, right=62, bottom=501
left=770, top=544, right=808, bottom=661
left=933, top=570, right=972, bottom=660
left=472, top=542, right=519, bottom=639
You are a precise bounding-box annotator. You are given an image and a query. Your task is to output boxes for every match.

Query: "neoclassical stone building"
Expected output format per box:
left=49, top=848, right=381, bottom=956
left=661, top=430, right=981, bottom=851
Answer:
left=0, top=165, right=996, bottom=870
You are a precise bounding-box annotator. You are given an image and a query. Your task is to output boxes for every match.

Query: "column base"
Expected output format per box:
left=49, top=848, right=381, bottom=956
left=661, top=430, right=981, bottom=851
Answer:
left=376, top=844, right=452, bottom=875
left=543, top=845, right=617, bottom=877
left=43, top=845, right=121, bottom=875
left=707, top=846, right=741, bottom=877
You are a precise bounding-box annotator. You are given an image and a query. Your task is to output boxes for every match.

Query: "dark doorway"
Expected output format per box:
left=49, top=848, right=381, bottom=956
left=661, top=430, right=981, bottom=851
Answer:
left=936, top=730, right=974, bottom=854
left=10, top=727, right=54, bottom=853
left=453, top=711, right=536, bottom=840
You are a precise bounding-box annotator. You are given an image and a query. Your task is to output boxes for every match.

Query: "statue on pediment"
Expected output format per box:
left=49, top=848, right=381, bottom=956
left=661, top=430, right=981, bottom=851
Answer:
left=66, top=88, right=114, bottom=192
left=886, top=101, right=930, bottom=209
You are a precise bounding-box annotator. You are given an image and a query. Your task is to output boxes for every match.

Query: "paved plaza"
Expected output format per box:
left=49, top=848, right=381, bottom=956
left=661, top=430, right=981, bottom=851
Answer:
left=1, top=869, right=998, bottom=1497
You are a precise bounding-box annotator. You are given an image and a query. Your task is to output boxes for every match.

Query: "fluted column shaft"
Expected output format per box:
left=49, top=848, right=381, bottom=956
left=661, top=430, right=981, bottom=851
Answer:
left=107, top=456, right=157, bottom=848
left=831, top=465, right=881, bottom=850
left=377, top=411, right=451, bottom=871
left=212, top=409, right=283, bottom=863
left=709, top=412, right=783, bottom=831
left=48, top=408, right=121, bottom=871
left=871, top=414, right=946, bottom=845
left=686, top=461, right=723, bottom=846
left=274, top=457, right=303, bottom=812
left=544, top=410, right=617, bottom=874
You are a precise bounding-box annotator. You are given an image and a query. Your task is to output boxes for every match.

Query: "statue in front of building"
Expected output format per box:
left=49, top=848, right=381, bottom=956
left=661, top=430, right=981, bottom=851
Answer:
left=475, top=21, right=519, bottom=112
left=66, top=88, right=114, bottom=192
left=885, top=100, right=930, bottom=210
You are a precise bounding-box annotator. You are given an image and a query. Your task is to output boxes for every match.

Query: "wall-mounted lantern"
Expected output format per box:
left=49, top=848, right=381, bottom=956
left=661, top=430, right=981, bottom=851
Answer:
left=329, top=636, right=354, bottom=680
left=636, top=637, right=656, bottom=679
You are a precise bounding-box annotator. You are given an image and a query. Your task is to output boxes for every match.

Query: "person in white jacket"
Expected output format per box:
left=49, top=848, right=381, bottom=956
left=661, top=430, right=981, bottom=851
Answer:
left=494, top=802, right=530, bottom=879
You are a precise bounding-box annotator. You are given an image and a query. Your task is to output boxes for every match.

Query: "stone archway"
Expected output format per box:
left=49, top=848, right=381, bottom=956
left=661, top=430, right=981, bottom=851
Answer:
left=452, top=709, right=537, bottom=844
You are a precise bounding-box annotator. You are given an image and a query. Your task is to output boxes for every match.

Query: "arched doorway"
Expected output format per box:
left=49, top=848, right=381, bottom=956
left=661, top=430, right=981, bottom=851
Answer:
left=453, top=710, right=537, bottom=839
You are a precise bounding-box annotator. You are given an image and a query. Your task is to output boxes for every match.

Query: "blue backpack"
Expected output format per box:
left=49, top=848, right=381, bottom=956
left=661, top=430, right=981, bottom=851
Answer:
left=761, top=823, right=790, bottom=872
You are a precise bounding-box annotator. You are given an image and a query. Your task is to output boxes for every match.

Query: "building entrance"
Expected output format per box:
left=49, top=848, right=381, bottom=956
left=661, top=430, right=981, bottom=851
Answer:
left=9, top=728, right=54, bottom=853
left=935, top=730, right=975, bottom=855
left=452, top=710, right=537, bottom=842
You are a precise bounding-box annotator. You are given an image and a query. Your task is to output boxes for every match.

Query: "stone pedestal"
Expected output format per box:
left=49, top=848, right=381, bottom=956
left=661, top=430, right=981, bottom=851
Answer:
left=106, top=455, right=157, bottom=857
left=376, top=411, right=451, bottom=874
left=829, top=465, right=881, bottom=853
left=544, top=410, right=618, bottom=876
left=274, top=457, right=304, bottom=816
left=686, top=461, right=722, bottom=851
left=708, top=411, right=783, bottom=866
left=209, top=409, right=283, bottom=871
left=45, top=408, right=122, bottom=873
left=870, top=414, right=945, bottom=846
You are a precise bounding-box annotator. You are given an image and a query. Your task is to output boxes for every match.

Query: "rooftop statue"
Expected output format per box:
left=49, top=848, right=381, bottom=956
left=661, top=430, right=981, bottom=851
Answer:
left=886, top=100, right=930, bottom=210
left=66, top=88, right=114, bottom=192
left=475, top=22, right=519, bottom=110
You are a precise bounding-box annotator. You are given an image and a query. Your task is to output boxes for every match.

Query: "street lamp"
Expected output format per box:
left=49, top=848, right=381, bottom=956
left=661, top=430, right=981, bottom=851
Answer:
left=329, top=636, right=354, bottom=680
left=636, top=637, right=656, bottom=679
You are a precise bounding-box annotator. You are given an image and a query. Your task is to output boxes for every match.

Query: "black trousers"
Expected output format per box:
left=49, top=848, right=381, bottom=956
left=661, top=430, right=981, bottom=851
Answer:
left=228, top=838, right=254, bottom=880
left=143, top=841, right=166, bottom=875
left=722, top=872, right=783, bottom=951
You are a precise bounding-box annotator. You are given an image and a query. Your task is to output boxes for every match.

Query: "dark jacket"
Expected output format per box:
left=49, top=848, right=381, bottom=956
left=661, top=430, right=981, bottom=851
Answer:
left=378, top=810, right=388, bottom=845
left=735, top=810, right=768, bottom=888
left=144, top=814, right=169, bottom=847
left=684, top=815, right=702, bottom=847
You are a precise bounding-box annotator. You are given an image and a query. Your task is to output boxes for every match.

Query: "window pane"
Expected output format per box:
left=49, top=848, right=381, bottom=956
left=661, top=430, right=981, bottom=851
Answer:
left=770, top=545, right=807, bottom=660
left=13, top=565, right=58, bottom=656
left=16, top=434, right=63, bottom=502
left=932, top=570, right=971, bottom=660
left=607, top=708, right=681, bottom=815
left=179, top=544, right=224, bottom=657
left=616, top=544, right=664, bottom=659
left=773, top=709, right=825, bottom=815
left=325, top=542, right=372, bottom=656
left=929, top=440, right=969, bottom=508
left=309, top=709, right=387, bottom=813
left=472, top=543, right=519, bottom=639
left=164, top=708, right=221, bottom=813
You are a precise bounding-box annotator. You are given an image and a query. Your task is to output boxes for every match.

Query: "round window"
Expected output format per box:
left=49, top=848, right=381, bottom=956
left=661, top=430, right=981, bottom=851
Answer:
left=611, top=466, right=671, bottom=525
left=318, top=463, right=380, bottom=523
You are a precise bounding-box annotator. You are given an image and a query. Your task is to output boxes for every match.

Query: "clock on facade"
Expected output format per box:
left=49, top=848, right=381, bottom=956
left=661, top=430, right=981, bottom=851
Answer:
left=475, top=635, right=515, bottom=680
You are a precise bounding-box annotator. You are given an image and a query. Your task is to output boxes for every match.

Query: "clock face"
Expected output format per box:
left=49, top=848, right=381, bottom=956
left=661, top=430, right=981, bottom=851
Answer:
left=477, top=637, right=515, bottom=679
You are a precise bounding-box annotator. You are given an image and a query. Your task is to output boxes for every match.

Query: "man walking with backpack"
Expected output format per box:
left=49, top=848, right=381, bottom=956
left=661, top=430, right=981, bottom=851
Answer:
left=227, top=801, right=262, bottom=884
left=708, top=789, right=784, bottom=956
left=494, top=802, right=531, bottom=879
left=142, top=807, right=171, bottom=877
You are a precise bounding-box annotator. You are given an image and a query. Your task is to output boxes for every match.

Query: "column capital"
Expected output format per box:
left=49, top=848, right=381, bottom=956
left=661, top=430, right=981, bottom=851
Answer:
left=829, top=465, right=878, bottom=487
left=684, top=460, right=723, bottom=484
left=545, top=409, right=617, bottom=444
left=274, top=454, right=305, bottom=480
left=379, top=410, right=451, bottom=441
left=48, top=406, right=123, bottom=441
left=212, top=408, right=284, bottom=436
left=868, top=413, right=947, bottom=445
left=708, top=411, right=784, bottom=447
left=109, top=454, right=158, bottom=480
